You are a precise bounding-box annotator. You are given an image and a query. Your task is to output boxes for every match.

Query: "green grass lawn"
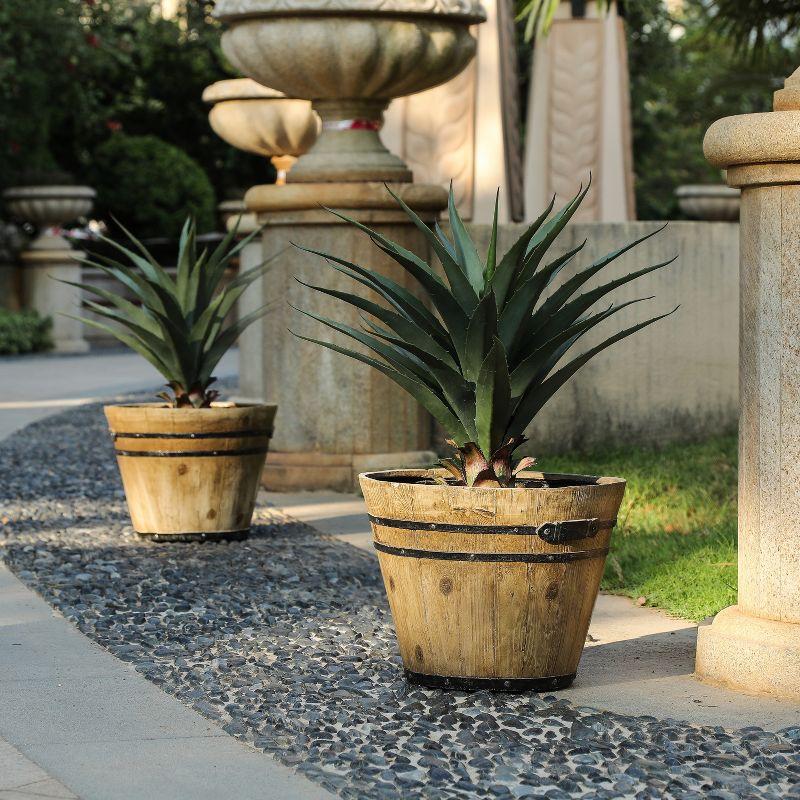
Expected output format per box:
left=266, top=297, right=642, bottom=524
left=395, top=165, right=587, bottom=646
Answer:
left=539, top=434, right=738, bottom=622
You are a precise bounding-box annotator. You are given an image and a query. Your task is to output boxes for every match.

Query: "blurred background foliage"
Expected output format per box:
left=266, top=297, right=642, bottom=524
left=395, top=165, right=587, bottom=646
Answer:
left=0, top=0, right=269, bottom=231
left=1, top=0, right=799, bottom=229
left=626, top=0, right=800, bottom=218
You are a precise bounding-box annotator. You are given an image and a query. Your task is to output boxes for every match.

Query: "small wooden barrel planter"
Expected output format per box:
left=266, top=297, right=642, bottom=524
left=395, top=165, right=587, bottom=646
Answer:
left=105, top=403, right=276, bottom=542
left=360, top=469, right=626, bottom=691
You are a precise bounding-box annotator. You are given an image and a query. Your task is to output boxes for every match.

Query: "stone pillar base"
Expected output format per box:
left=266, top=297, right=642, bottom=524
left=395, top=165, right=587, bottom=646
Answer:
left=244, top=181, right=447, bottom=495
left=262, top=449, right=437, bottom=493
left=49, top=338, right=90, bottom=354
left=20, top=247, right=89, bottom=354
left=695, top=606, right=800, bottom=700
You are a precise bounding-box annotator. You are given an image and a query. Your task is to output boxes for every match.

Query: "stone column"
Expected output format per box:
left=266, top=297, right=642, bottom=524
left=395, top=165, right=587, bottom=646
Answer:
left=19, top=246, right=88, bottom=353
left=216, top=0, right=483, bottom=490
left=222, top=204, right=267, bottom=401
left=244, top=182, right=443, bottom=491
left=381, top=0, right=524, bottom=224
left=524, top=0, right=635, bottom=222
left=695, top=69, right=800, bottom=700
left=0, top=221, right=22, bottom=310
left=3, top=185, right=94, bottom=352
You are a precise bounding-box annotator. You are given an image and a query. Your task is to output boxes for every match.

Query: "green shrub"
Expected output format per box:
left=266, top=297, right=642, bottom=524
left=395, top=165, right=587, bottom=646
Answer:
left=90, top=134, right=216, bottom=240
left=0, top=309, right=52, bottom=355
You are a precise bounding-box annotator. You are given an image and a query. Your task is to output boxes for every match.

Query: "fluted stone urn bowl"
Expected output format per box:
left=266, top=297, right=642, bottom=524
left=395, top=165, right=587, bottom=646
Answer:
left=203, top=78, right=319, bottom=184
left=3, top=185, right=95, bottom=250
left=675, top=184, right=740, bottom=221
left=214, top=0, right=486, bottom=183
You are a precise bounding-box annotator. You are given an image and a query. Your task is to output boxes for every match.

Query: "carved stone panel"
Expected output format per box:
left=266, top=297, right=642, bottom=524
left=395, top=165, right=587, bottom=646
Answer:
left=546, top=20, right=603, bottom=221
left=380, top=0, right=522, bottom=223
left=395, top=63, right=477, bottom=217
left=525, top=2, right=636, bottom=223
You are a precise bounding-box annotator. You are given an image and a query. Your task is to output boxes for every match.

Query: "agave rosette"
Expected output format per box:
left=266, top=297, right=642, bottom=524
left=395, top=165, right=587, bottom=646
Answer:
left=64, top=218, right=272, bottom=408
left=294, top=181, right=677, bottom=486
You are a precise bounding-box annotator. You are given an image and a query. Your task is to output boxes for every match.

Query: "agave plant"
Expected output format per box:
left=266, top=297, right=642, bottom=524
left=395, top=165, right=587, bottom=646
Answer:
left=64, top=218, right=270, bottom=408
left=292, top=181, right=677, bottom=488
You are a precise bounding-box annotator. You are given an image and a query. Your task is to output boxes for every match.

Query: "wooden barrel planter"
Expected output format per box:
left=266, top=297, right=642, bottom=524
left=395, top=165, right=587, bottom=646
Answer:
left=105, top=403, right=276, bottom=542
left=360, top=469, right=626, bottom=691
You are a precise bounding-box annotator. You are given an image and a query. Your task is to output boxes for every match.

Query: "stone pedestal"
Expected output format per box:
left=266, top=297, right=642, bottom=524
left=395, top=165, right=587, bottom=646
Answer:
left=695, top=70, right=800, bottom=700
left=243, top=182, right=444, bottom=491
left=20, top=247, right=88, bottom=353
left=524, top=0, right=635, bottom=222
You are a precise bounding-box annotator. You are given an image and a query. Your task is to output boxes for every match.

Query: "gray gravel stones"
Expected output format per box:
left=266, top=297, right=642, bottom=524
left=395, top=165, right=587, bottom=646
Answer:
left=1, top=403, right=799, bottom=799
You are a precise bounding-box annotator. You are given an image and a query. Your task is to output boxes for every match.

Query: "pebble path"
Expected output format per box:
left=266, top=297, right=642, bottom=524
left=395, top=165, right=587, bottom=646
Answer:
left=0, top=403, right=798, bottom=799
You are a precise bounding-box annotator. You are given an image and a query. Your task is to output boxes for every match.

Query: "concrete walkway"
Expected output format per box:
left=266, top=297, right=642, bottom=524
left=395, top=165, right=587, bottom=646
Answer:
left=263, top=489, right=800, bottom=731
left=0, top=349, right=237, bottom=441
left=0, top=350, right=330, bottom=800
left=0, top=562, right=332, bottom=800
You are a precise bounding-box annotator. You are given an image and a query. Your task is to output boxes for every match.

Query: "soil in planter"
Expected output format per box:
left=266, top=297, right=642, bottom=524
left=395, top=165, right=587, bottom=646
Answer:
left=370, top=472, right=604, bottom=489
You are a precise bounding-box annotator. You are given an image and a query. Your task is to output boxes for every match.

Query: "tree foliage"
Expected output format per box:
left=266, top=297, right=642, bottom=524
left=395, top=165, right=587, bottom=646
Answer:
left=704, top=0, right=800, bottom=54
left=626, top=0, right=800, bottom=219
left=0, top=1, right=269, bottom=205
left=90, top=134, right=217, bottom=239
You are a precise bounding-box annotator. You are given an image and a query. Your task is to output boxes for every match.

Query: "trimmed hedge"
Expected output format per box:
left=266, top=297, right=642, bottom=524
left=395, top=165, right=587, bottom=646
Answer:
left=90, top=134, right=216, bottom=240
left=0, top=309, right=52, bottom=355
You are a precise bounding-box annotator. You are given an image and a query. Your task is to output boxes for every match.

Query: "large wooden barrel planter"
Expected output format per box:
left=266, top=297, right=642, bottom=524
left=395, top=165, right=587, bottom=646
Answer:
left=105, top=403, right=276, bottom=542
left=360, top=469, right=626, bottom=691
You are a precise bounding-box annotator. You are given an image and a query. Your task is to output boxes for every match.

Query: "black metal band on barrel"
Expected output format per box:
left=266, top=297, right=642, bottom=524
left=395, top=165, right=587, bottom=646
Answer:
left=373, top=542, right=609, bottom=563
left=136, top=529, right=249, bottom=543
left=114, top=446, right=269, bottom=458
left=112, top=429, right=273, bottom=440
left=368, top=515, right=616, bottom=544
left=404, top=669, right=576, bottom=692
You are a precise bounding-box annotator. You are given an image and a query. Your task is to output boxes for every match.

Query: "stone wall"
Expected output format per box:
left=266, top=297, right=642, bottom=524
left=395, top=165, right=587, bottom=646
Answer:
left=464, top=220, right=739, bottom=454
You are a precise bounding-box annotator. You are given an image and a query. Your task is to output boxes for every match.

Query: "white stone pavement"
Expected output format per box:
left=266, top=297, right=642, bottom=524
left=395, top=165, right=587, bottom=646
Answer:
left=0, top=349, right=237, bottom=441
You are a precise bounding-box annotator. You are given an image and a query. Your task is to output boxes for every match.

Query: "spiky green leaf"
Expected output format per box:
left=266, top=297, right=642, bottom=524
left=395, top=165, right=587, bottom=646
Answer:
left=463, top=291, right=498, bottom=382
left=475, top=338, right=512, bottom=459
left=448, top=183, right=484, bottom=294
left=289, top=330, right=471, bottom=444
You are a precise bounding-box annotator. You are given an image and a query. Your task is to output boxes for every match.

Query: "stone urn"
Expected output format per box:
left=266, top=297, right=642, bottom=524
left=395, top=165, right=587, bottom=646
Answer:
left=214, top=0, right=486, bottom=183
left=3, top=185, right=95, bottom=250
left=675, top=184, right=740, bottom=221
left=203, top=78, right=319, bottom=184
left=2, top=185, right=95, bottom=353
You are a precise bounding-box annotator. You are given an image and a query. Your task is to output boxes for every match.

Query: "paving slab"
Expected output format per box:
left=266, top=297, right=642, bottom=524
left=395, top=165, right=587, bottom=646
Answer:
left=0, top=739, right=77, bottom=800
left=0, top=562, right=332, bottom=800
left=0, top=349, right=237, bottom=441
left=263, top=489, right=800, bottom=731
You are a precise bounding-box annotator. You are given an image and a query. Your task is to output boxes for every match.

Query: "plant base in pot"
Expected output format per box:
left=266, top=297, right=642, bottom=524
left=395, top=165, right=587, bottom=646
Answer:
left=106, top=403, right=276, bottom=541
left=361, top=469, right=624, bottom=689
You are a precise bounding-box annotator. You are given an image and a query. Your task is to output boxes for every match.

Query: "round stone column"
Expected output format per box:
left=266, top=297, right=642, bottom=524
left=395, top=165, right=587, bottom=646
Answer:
left=245, top=182, right=445, bottom=491
left=19, top=246, right=89, bottom=354
left=695, top=69, right=800, bottom=699
left=221, top=204, right=267, bottom=401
